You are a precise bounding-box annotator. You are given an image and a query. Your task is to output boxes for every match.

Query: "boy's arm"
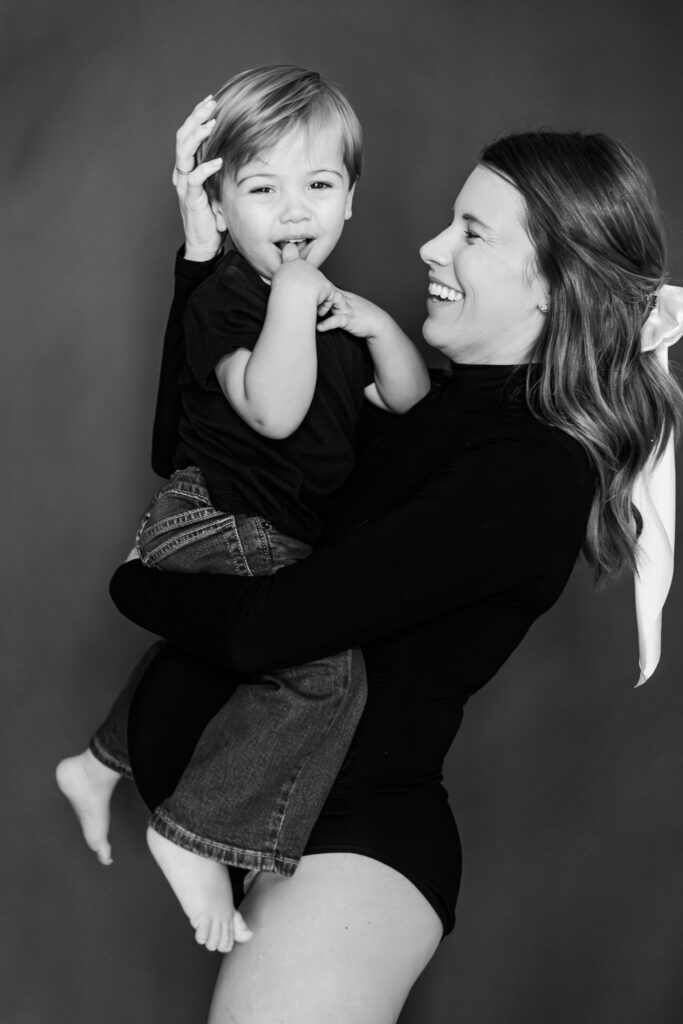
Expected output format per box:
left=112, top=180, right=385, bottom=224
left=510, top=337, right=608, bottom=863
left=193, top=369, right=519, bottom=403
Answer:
left=318, top=291, right=430, bottom=413
left=214, top=249, right=338, bottom=439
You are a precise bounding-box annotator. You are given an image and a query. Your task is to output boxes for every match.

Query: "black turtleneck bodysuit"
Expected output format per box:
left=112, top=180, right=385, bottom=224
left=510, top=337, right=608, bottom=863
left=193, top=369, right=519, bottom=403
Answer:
left=111, top=251, right=596, bottom=934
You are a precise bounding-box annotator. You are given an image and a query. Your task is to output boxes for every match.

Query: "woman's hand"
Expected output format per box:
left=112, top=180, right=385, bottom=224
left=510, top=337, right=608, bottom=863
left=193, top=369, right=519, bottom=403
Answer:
left=173, top=96, right=225, bottom=261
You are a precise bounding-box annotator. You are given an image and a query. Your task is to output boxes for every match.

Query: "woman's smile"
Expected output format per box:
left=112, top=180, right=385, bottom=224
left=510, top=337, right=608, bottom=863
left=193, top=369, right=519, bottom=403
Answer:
left=427, top=278, right=464, bottom=303
left=419, top=165, right=547, bottom=364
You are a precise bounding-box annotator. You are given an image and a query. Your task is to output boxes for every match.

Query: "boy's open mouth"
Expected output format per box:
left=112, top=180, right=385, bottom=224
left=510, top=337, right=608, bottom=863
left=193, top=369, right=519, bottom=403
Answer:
left=275, top=238, right=314, bottom=254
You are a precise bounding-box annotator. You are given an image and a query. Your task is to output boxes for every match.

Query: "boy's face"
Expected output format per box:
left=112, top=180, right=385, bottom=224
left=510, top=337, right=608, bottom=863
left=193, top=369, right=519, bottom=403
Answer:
left=213, top=122, right=356, bottom=280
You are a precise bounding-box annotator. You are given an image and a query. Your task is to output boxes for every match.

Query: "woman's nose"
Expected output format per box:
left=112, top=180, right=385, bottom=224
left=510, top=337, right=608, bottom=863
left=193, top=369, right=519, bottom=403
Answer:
left=419, top=230, right=451, bottom=267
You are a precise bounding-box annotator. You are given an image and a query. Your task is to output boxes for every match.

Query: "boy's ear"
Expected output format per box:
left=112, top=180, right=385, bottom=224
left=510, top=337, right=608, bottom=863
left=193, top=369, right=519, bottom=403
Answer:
left=212, top=202, right=228, bottom=233
left=344, top=183, right=356, bottom=221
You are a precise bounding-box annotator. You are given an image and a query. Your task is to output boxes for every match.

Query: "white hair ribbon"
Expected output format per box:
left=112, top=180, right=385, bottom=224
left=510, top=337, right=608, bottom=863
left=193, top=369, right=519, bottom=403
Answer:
left=634, top=284, right=683, bottom=685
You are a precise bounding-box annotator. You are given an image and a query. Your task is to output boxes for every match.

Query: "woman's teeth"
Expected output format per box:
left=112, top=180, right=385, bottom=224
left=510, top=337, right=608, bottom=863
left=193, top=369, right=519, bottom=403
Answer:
left=428, top=282, right=463, bottom=302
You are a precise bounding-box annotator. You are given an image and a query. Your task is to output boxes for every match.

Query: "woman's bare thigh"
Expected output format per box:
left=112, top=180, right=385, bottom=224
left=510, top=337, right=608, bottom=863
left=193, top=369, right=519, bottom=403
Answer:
left=207, top=853, right=443, bottom=1024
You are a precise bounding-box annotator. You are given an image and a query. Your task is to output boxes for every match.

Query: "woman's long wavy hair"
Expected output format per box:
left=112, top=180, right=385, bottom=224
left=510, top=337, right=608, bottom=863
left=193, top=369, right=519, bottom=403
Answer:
left=481, top=132, right=683, bottom=582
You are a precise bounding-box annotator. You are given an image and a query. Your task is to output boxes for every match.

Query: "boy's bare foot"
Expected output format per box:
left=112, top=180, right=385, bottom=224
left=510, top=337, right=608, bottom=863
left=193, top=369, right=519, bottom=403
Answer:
left=146, top=827, right=253, bottom=952
left=55, top=750, right=120, bottom=865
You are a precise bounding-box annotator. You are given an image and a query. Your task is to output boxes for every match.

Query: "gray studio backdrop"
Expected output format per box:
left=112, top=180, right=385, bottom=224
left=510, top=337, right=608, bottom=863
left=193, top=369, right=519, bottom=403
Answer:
left=4, top=1, right=683, bottom=1022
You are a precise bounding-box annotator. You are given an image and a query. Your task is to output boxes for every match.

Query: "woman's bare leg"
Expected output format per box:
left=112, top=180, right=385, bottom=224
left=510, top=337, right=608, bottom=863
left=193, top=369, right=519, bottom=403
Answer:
left=208, top=853, right=443, bottom=1024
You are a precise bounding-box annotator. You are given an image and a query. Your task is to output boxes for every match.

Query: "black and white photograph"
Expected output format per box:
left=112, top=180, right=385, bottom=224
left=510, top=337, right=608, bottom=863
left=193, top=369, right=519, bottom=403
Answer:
left=4, top=1, right=683, bottom=1021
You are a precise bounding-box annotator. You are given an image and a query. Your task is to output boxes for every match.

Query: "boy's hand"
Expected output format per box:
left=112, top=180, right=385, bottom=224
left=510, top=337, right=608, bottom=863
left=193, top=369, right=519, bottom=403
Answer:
left=173, top=96, right=225, bottom=261
left=316, top=289, right=392, bottom=342
left=272, top=243, right=340, bottom=318
left=320, top=289, right=430, bottom=414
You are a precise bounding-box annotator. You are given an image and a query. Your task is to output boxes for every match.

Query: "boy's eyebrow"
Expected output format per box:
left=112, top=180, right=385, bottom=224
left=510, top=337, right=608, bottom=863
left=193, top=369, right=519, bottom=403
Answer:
left=308, top=168, right=344, bottom=178
left=236, top=167, right=345, bottom=186
left=236, top=171, right=274, bottom=185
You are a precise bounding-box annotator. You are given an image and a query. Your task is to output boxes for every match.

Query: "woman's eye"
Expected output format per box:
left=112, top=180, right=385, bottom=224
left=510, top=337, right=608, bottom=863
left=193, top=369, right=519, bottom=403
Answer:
left=464, top=229, right=480, bottom=243
left=310, top=180, right=333, bottom=190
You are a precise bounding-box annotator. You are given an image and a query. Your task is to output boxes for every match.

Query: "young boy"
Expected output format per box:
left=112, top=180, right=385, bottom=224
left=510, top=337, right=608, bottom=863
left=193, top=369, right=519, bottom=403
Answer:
left=57, top=66, right=429, bottom=953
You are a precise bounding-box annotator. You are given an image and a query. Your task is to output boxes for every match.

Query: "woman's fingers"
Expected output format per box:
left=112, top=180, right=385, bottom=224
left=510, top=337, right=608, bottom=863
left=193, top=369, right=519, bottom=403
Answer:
left=173, top=118, right=217, bottom=178
left=172, top=95, right=224, bottom=259
left=173, top=158, right=223, bottom=196
left=175, top=95, right=217, bottom=171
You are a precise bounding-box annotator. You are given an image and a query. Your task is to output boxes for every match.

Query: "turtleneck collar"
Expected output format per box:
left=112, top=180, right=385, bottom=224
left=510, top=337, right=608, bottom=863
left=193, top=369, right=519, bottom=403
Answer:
left=437, top=361, right=533, bottom=412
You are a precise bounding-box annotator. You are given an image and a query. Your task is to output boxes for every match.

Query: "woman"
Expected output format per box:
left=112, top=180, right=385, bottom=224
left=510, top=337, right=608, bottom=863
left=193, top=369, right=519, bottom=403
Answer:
left=111, top=111, right=682, bottom=1023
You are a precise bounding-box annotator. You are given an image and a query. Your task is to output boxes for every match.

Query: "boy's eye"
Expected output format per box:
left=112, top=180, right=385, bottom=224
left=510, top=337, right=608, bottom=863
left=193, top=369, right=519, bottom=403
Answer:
left=250, top=186, right=274, bottom=194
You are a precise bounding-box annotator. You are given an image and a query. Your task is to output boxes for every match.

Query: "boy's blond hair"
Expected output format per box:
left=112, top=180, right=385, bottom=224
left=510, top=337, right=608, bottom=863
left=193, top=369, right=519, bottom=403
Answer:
left=199, top=65, right=362, bottom=205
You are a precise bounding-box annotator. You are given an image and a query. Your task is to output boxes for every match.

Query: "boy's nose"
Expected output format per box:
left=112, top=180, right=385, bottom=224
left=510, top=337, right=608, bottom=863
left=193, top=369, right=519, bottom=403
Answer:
left=279, top=192, right=311, bottom=223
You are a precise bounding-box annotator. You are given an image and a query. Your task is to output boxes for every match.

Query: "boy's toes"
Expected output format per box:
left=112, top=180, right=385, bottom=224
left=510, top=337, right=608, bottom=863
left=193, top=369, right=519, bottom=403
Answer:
left=233, top=911, right=253, bottom=943
left=96, top=842, right=113, bottom=866
left=193, top=913, right=211, bottom=947
left=205, top=919, right=222, bottom=952
left=217, top=920, right=234, bottom=954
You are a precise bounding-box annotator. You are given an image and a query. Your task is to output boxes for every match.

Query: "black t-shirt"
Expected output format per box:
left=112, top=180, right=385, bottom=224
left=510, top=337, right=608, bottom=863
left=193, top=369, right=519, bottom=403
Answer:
left=175, top=249, right=374, bottom=543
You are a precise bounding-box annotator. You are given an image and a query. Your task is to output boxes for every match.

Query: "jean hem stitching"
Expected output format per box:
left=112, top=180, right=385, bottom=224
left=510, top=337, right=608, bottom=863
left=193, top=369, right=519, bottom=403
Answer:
left=150, top=810, right=298, bottom=876
left=88, top=737, right=133, bottom=780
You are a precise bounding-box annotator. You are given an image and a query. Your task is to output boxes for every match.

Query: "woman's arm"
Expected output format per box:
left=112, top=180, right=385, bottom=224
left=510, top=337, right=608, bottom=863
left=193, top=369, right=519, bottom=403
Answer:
left=111, top=437, right=588, bottom=674
left=151, top=250, right=222, bottom=476
left=151, top=97, right=226, bottom=476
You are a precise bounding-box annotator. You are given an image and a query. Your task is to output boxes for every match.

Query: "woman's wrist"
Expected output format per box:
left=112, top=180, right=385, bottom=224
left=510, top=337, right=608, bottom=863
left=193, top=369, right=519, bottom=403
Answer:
left=183, top=241, right=224, bottom=263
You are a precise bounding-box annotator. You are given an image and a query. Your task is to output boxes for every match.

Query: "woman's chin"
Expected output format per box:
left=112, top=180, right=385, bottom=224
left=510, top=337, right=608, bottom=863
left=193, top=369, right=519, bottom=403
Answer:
left=422, top=318, right=457, bottom=357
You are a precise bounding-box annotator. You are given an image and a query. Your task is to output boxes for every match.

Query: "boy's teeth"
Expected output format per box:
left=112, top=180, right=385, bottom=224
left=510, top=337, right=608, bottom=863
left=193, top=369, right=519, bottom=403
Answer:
left=428, top=282, right=463, bottom=302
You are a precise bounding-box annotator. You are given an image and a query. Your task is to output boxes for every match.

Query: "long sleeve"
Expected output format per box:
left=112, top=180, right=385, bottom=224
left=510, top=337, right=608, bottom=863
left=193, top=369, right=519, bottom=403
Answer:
left=150, top=248, right=222, bottom=477
left=110, top=431, right=591, bottom=675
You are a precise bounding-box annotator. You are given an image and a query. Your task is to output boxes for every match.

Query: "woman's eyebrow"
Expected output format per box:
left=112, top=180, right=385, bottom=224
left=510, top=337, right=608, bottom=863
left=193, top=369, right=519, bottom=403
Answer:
left=462, top=212, right=492, bottom=231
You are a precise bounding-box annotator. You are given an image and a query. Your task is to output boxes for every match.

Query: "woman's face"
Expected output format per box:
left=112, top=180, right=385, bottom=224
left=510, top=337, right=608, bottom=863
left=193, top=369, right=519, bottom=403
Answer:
left=419, top=166, right=547, bottom=364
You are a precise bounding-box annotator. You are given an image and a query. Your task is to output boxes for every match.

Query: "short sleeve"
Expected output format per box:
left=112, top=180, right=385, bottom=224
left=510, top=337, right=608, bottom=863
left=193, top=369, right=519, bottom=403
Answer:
left=183, top=257, right=267, bottom=384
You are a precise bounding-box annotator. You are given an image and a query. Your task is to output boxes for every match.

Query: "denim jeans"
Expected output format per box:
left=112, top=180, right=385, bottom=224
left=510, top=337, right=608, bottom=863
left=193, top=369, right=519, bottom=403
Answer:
left=90, top=467, right=366, bottom=875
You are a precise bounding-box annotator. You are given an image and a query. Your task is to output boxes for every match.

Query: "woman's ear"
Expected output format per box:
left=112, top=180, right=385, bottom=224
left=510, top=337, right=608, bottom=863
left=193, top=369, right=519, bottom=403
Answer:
left=527, top=258, right=549, bottom=313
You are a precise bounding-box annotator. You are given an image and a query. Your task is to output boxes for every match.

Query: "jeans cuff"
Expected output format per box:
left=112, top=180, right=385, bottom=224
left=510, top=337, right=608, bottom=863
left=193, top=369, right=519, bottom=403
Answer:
left=88, top=735, right=134, bottom=780
left=150, top=809, right=298, bottom=876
